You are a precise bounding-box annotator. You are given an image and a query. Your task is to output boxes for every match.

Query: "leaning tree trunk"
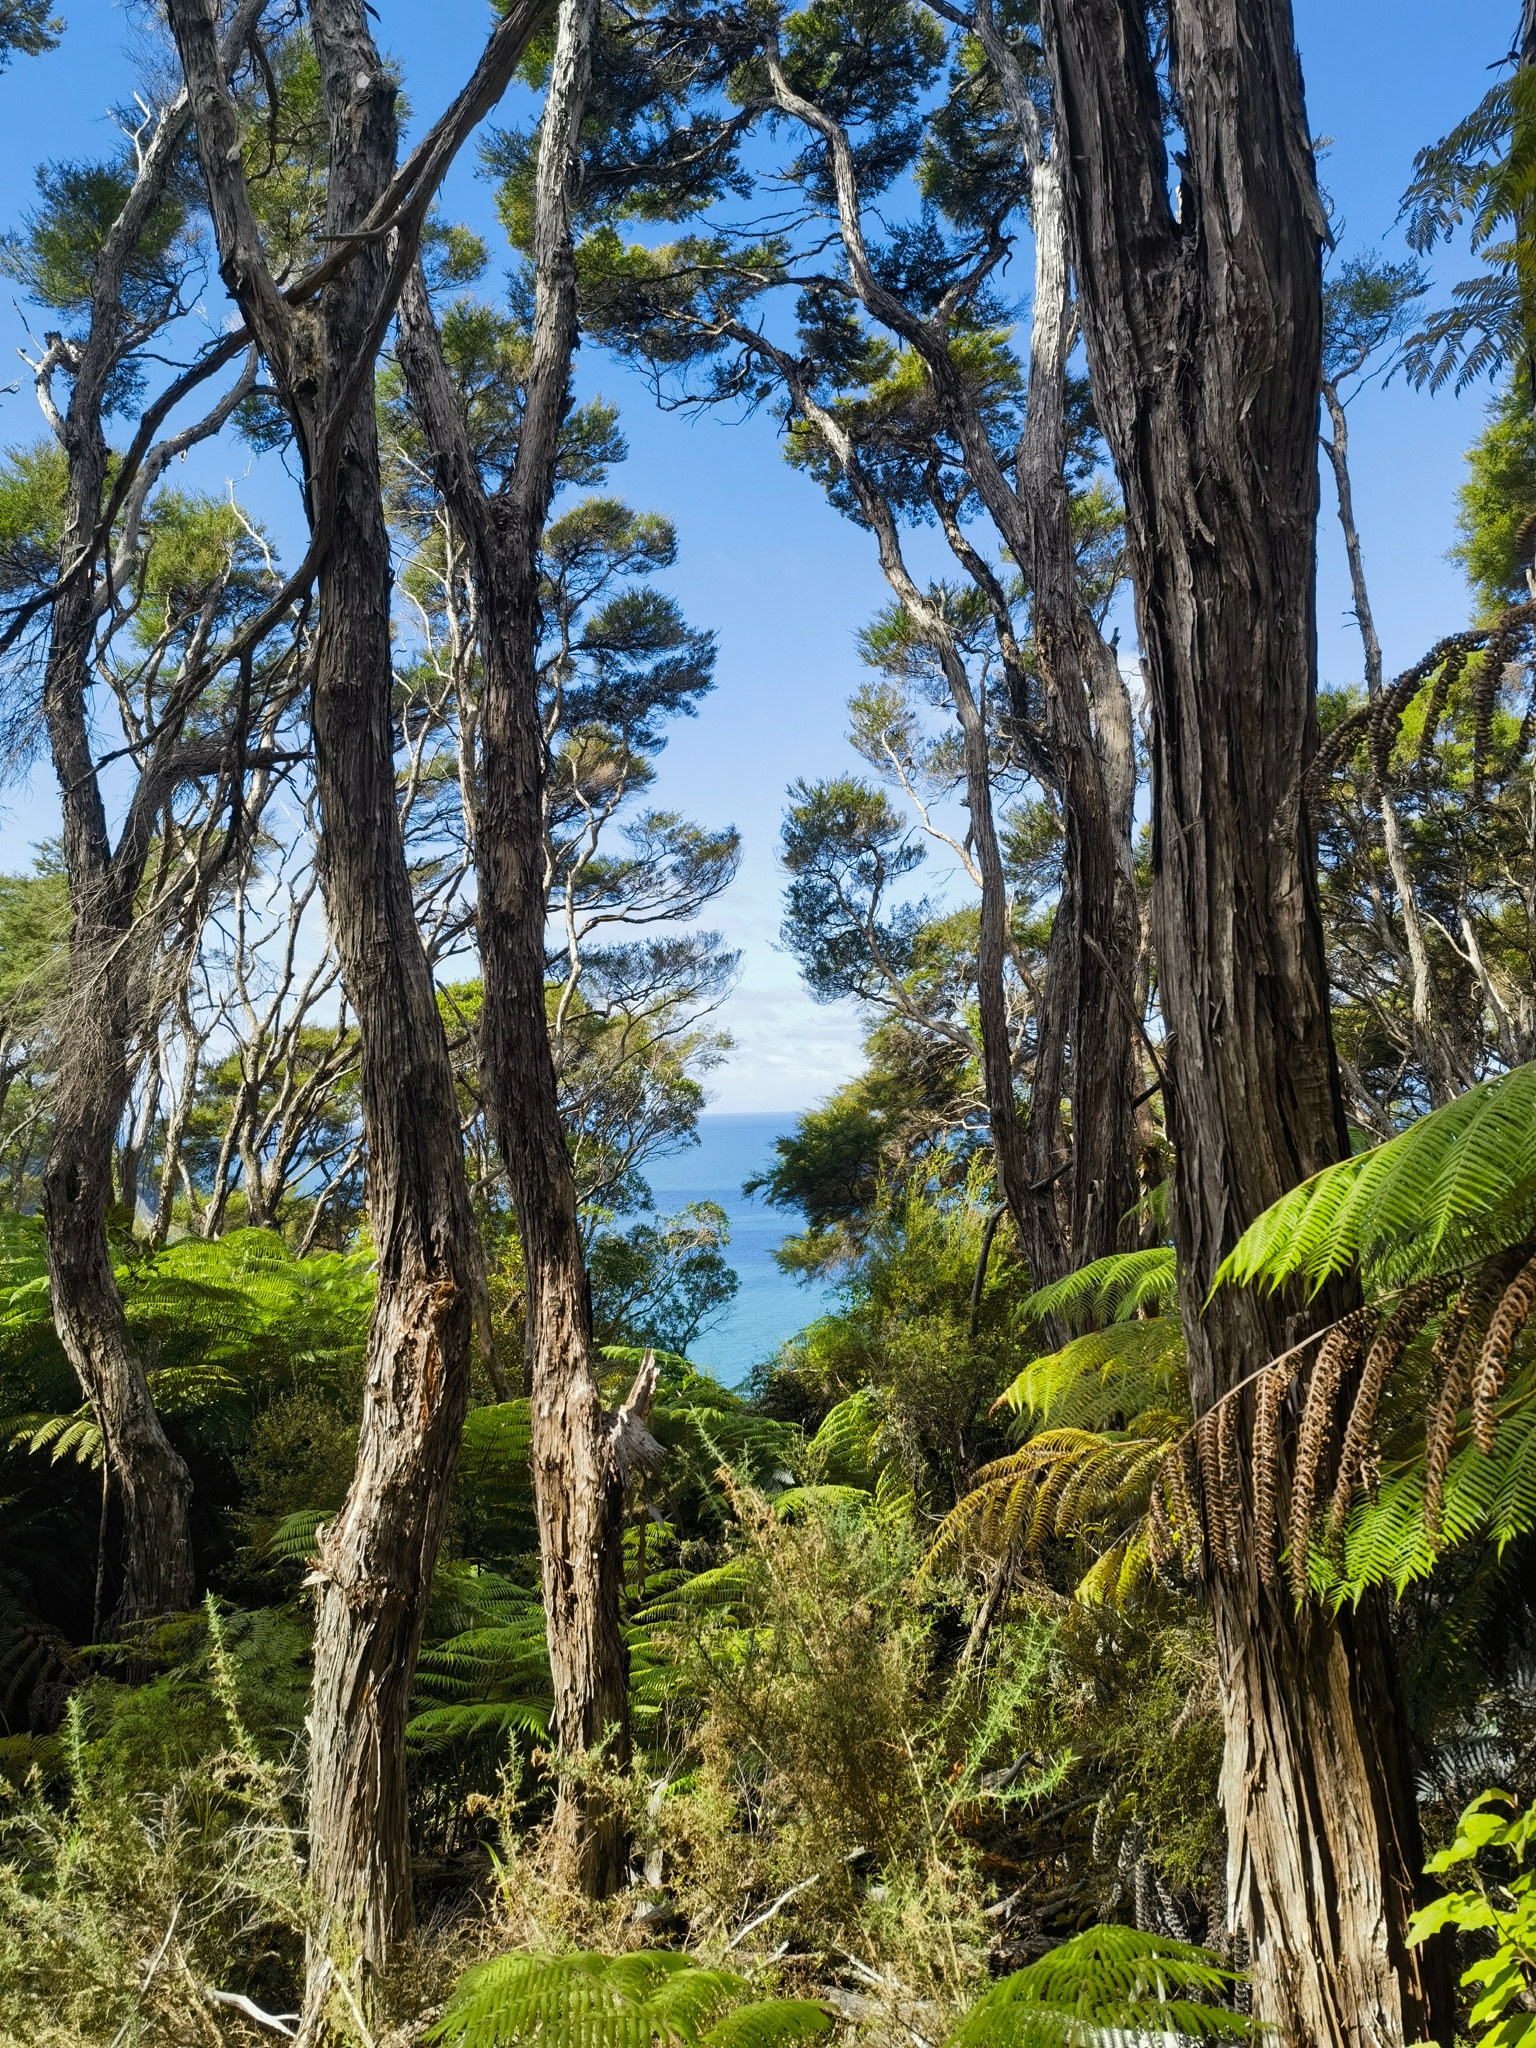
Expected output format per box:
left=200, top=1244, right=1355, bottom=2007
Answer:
left=394, top=0, right=658, bottom=1896
left=1039, top=1, right=1451, bottom=2042
left=34, top=72, right=205, bottom=1626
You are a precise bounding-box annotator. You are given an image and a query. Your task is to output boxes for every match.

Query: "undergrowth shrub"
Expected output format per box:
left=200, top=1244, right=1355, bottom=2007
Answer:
left=0, top=1600, right=306, bottom=2046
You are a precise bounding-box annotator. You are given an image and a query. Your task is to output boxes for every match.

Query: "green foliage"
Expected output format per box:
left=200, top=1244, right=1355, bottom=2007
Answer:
left=427, top=1950, right=830, bottom=2048
left=0, top=1, right=60, bottom=67
left=1455, top=384, right=1536, bottom=614
left=0, top=440, right=66, bottom=594
left=0, top=1602, right=306, bottom=2047
left=1216, top=1061, right=1536, bottom=1299
left=1403, top=60, right=1536, bottom=396
left=947, top=1926, right=1253, bottom=2048
left=590, top=1202, right=740, bottom=1356
left=779, top=776, right=928, bottom=1006
left=1409, top=1789, right=1536, bottom=2047
left=0, top=153, right=190, bottom=334
left=1310, top=1364, right=1536, bottom=1606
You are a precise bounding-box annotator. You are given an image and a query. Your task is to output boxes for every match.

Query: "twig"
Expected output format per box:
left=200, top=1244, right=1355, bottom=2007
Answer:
left=202, top=1986, right=300, bottom=2037
left=724, top=1874, right=822, bottom=1951
left=109, top=1898, right=182, bottom=2048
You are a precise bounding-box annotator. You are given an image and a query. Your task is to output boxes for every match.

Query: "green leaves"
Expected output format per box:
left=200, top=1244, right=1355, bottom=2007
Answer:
left=946, top=1926, right=1254, bottom=2048
left=1215, top=1062, right=1536, bottom=1300
left=1409, top=1791, right=1536, bottom=2048
left=426, top=1950, right=831, bottom=2048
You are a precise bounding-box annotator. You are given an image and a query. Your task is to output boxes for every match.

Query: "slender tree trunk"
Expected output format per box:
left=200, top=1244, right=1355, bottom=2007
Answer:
left=43, top=953, right=194, bottom=1622
left=297, top=9, right=484, bottom=2023
left=1011, top=144, right=1140, bottom=1269
left=1322, top=379, right=1460, bottom=1104
left=394, top=0, right=662, bottom=1894
left=164, top=0, right=520, bottom=2022
left=1039, top=2, right=1450, bottom=2042
left=32, top=67, right=211, bottom=1625
left=41, top=543, right=195, bottom=1626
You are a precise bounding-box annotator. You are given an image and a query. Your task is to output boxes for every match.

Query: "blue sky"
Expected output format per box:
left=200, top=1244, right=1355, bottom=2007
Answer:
left=0, top=0, right=1517, bottom=1113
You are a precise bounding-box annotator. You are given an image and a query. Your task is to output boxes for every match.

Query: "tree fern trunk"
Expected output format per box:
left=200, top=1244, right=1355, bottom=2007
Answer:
left=1040, top=0, right=1451, bottom=2040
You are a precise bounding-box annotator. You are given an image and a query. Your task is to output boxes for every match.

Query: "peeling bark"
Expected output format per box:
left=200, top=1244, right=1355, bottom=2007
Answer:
left=1038, top=0, right=1451, bottom=2040
left=395, top=0, right=655, bottom=1895
left=164, top=0, right=550, bottom=2020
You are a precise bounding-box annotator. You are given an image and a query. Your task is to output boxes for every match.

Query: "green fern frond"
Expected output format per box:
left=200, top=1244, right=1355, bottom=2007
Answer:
left=703, top=2003, right=831, bottom=2048
left=925, top=1416, right=1180, bottom=1584
left=1315, top=1400, right=1536, bottom=1605
left=1025, top=1248, right=1179, bottom=1332
left=406, top=1700, right=549, bottom=1751
left=807, top=1386, right=890, bottom=1481
left=267, top=1508, right=328, bottom=1563
left=5, top=1405, right=102, bottom=1467
left=1218, top=1062, right=1536, bottom=1299
left=997, top=1319, right=1186, bottom=1429
left=426, top=1950, right=830, bottom=2048
left=946, top=1926, right=1254, bottom=2048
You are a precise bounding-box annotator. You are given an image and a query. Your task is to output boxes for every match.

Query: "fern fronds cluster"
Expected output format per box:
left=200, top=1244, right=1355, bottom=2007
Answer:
left=1145, top=1063, right=1536, bottom=1599
left=425, top=1950, right=831, bottom=2048
left=946, top=1925, right=1255, bottom=2048
left=1216, top=1061, right=1536, bottom=1298
left=923, top=1252, right=1190, bottom=1609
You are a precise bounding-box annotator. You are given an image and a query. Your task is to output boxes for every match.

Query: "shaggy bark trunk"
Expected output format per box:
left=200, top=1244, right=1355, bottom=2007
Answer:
left=1039, top=1, right=1451, bottom=2042
left=394, top=0, right=662, bottom=1895
left=165, top=0, right=547, bottom=2021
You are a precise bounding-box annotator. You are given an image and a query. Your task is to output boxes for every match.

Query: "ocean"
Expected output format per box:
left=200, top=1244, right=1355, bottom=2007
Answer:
left=640, top=1112, right=838, bottom=1385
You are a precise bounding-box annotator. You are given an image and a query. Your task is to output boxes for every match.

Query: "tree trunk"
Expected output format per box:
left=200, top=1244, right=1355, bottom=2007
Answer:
left=393, top=0, right=657, bottom=1894
left=33, top=71, right=206, bottom=1627
left=1039, top=1, right=1451, bottom=2041
left=1010, top=147, right=1140, bottom=1268
left=164, top=0, right=507, bottom=2022
left=297, top=8, right=485, bottom=2023
left=43, top=955, right=193, bottom=1622
left=40, top=508, right=193, bottom=1627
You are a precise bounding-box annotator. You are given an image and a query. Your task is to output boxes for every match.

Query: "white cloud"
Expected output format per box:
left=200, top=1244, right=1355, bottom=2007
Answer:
left=706, top=983, right=865, bottom=1114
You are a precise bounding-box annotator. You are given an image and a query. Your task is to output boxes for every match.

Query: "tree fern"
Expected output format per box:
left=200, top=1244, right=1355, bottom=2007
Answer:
left=926, top=1252, right=1188, bottom=1608
left=1025, top=1248, right=1179, bottom=1333
left=1311, top=1382, right=1536, bottom=1606
left=995, top=1319, right=1186, bottom=1433
left=1216, top=1061, right=1536, bottom=1299
left=425, top=1950, right=831, bottom=2048
left=946, top=1925, right=1255, bottom=2048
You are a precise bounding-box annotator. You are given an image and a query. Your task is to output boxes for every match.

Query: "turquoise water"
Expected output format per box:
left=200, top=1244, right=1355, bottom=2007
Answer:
left=641, top=1112, right=837, bottom=1385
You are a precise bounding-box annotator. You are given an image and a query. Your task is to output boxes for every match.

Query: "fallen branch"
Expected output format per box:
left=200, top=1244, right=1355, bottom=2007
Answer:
left=723, top=1873, right=822, bottom=1951
left=202, top=1985, right=299, bottom=2038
